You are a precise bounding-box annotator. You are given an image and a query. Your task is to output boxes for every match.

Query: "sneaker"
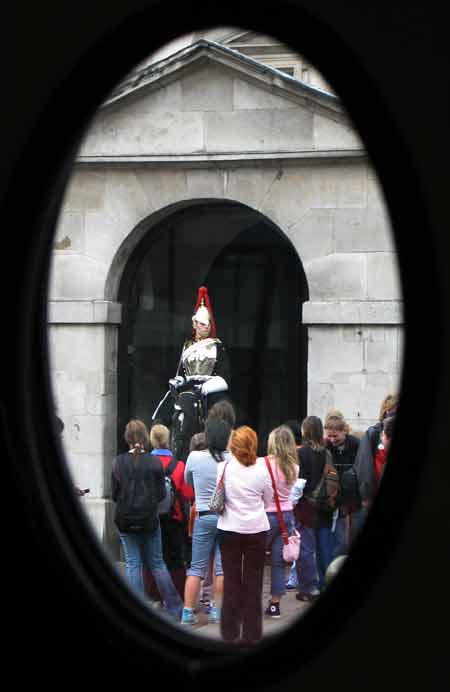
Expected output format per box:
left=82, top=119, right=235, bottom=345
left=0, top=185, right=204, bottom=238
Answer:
left=285, top=582, right=297, bottom=590
left=265, top=602, right=281, bottom=618
left=180, top=608, right=198, bottom=625
left=208, top=606, right=221, bottom=623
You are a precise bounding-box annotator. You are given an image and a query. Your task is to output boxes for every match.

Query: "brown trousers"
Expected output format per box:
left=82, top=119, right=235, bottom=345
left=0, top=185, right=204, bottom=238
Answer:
left=218, top=530, right=267, bottom=644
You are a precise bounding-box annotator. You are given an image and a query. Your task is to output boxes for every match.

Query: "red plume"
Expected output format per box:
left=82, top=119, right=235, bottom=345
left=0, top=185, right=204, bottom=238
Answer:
left=192, top=286, right=216, bottom=338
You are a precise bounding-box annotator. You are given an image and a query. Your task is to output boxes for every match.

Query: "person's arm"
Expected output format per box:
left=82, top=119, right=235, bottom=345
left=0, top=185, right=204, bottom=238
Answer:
left=290, top=478, right=307, bottom=505
left=111, top=457, right=121, bottom=503
left=262, top=469, right=274, bottom=508
left=173, top=461, right=194, bottom=501
left=353, top=431, right=376, bottom=503
left=184, top=454, right=194, bottom=487
left=214, top=341, right=231, bottom=388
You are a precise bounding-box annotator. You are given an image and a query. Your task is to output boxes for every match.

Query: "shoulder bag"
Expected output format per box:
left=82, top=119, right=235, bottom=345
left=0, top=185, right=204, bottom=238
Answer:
left=209, top=461, right=228, bottom=514
left=265, top=457, right=301, bottom=562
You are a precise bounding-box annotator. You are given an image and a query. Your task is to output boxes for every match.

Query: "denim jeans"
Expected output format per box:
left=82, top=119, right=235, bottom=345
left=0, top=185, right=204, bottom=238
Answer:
left=186, top=513, right=223, bottom=578
left=266, top=510, right=295, bottom=597
left=118, top=526, right=183, bottom=618
left=316, top=527, right=333, bottom=588
left=295, top=522, right=319, bottom=594
left=332, top=508, right=368, bottom=558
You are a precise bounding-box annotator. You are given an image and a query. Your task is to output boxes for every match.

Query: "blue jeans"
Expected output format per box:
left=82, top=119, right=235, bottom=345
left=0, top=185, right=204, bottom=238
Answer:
left=295, top=522, right=319, bottom=594
left=266, top=510, right=295, bottom=597
left=332, top=508, right=368, bottom=558
left=186, top=513, right=223, bottom=578
left=316, top=527, right=333, bottom=588
left=119, top=526, right=183, bottom=618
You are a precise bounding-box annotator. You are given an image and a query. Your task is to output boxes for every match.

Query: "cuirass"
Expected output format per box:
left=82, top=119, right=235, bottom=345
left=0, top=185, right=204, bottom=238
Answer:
left=182, top=338, right=218, bottom=376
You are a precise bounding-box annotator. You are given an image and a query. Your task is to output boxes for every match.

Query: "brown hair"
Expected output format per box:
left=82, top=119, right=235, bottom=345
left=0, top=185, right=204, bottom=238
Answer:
left=324, top=415, right=346, bottom=432
left=324, top=410, right=351, bottom=434
left=189, top=432, right=207, bottom=453
left=150, top=423, right=170, bottom=450
left=382, top=415, right=395, bottom=439
left=378, top=394, right=399, bottom=422
left=301, top=416, right=325, bottom=451
left=267, top=426, right=298, bottom=485
left=207, top=399, right=236, bottom=429
left=124, top=420, right=150, bottom=462
left=229, top=426, right=258, bottom=467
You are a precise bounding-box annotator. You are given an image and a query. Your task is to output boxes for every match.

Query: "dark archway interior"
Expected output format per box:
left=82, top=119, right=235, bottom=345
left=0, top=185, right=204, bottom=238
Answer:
left=117, top=200, right=308, bottom=454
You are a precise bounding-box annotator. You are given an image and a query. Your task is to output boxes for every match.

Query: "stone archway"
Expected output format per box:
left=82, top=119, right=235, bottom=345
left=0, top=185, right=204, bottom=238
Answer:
left=116, top=199, right=309, bottom=453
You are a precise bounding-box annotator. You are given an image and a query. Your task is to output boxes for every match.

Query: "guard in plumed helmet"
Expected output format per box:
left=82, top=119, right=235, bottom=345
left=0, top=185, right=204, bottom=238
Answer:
left=153, top=286, right=231, bottom=461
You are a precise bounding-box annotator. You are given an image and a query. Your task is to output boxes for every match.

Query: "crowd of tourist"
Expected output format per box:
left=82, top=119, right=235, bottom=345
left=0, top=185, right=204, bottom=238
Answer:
left=108, top=393, right=398, bottom=643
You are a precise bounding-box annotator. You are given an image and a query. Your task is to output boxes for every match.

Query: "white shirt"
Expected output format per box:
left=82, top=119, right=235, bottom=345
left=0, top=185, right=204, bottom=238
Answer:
left=216, top=456, right=273, bottom=534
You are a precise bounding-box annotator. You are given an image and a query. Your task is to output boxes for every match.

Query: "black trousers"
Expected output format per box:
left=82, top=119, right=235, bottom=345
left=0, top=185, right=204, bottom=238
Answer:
left=177, top=390, right=229, bottom=461
left=218, top=530, right=267, bottom=644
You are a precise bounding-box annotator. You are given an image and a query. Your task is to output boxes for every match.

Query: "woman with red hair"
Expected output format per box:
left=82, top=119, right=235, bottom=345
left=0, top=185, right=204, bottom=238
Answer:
left=216, top=426, right=273, bottom=644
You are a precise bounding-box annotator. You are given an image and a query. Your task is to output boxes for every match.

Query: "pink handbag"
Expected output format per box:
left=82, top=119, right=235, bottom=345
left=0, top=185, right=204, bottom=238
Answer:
left=265, top=457, right=301, bottom=563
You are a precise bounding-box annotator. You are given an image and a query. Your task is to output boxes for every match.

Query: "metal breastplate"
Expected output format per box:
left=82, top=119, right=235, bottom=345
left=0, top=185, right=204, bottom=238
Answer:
left=182, top=338, right=218, bottom=377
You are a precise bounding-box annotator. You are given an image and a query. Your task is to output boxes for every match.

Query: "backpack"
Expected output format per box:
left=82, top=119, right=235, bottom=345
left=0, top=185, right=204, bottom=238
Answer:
left=113, top=453, right=159, bottom=534
left=158, top=456, right=178, bottom=516
left=306, top=449, right=340, bottom=513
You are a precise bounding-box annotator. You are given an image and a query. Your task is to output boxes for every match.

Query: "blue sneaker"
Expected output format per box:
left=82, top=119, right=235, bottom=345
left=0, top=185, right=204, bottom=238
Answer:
left=208, top=606, right=221, bottom=623
left=180, top=608, right=198, bottom=625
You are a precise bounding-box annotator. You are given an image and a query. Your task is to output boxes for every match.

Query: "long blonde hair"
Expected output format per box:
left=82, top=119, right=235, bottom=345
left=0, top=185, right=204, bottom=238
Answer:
left=267, top=425, right=298, bottom=485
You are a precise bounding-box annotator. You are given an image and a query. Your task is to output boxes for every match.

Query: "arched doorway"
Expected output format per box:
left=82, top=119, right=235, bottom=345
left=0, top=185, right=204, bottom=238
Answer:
left=117, top=200, right=308, bottom=454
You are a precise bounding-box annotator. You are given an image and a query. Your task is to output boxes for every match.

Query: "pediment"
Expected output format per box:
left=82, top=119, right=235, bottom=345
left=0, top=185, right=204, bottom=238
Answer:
left=79, top=40, right=361, bottom=159
left=105, top=40, right=342, bottom=119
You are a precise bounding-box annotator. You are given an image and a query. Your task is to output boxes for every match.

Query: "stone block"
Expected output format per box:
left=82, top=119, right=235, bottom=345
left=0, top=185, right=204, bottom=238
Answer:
left=186, top=169, right=225, bottom=198
left=367, top=252, right=402, bottom=300
left=205, top=108, right=313, bottom=152
left=287, top=209, right=333, bottom=263
left=128, top=81, right=182, bottom=113
left=53, top=211, right=85, bottom=253
left=135, top=168, right=188, bottom=211
left=302, top=301, right=404, bottom=324
left=364, top=334, right=397, bottom=373
left=51, top=370, right=87, bottom=415
left=62, top=170, right=106, bottom=211
left=48, top=324, right=108, bottom=373
left=225, top=167, right=281, bottom=210
left=69, top=414, right=115, bottom=456
left=259, top=167, right=314, bottom=230
left=80, top=109, right=205, bottom=156
left=181, top=65, right=233, bottom=111
left=313, top=113, right=363, bottom=150
left=233, top=77, right=297, bottom=110
left=47, top=254, right=108, bottom=300
left=311, top=163, right=367, bottom=208
left=332, top=207, right=394, bottom=253
left=63, top=450, right=105, bottom=496
left=308, top=326, right=364, bottom=380
left=307, top=381, right=335, bottom=420
left=305, top=254, right=366, bottom=301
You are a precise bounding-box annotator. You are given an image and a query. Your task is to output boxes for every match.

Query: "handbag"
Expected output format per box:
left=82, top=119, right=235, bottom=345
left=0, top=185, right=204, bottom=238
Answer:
left=209, top=461, right=228, bottom=514
left=265, top=457, right=301, bottom=562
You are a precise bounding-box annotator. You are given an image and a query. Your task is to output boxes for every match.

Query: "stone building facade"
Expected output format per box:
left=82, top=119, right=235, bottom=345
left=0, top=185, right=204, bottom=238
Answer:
left=48, top=30, right=402, bottom=553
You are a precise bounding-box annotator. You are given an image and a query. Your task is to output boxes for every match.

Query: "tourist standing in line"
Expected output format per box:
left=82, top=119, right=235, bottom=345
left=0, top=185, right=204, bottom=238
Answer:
left=294, top=416, right=334, bottom=600
left=263, top=425, right=299, bottom=619
left=181, top=417, right=232, bottom=625
left=217, top=426, right=273, bottom=644
left=324, top=412, right=361, bottom=557
left=111, top=420, right=183, bottom=621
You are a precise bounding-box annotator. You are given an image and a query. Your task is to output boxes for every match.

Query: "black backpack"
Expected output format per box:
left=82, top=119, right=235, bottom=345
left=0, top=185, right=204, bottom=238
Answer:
left=158, top=456, right=178, bottom=516
left=306, top=449, right=340, bottom=513
left=113, top=453, right=159, bottom=534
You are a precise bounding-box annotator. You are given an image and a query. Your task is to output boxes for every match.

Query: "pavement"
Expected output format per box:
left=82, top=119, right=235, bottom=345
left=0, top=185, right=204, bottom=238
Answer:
left=178, top=564, right=313, bottom=642
left=116, top=561, right=314, bottom=642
